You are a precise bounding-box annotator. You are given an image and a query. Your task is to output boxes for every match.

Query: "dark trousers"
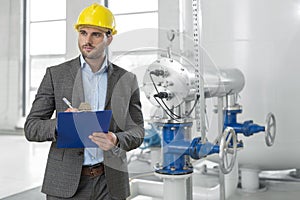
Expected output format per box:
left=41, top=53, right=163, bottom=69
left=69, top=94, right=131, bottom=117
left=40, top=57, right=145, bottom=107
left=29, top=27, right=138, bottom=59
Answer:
left=47, top=174, right=124, bottom=200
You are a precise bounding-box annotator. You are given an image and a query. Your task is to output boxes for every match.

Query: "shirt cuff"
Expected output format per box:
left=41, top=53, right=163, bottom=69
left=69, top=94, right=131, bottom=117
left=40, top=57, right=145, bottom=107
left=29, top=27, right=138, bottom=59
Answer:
left=111, top=136, right=120, bottom=155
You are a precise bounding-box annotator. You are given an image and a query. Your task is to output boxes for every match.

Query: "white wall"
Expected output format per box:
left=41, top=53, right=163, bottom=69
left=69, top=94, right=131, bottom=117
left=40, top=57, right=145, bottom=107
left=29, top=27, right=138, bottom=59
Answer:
left=0, top=0, right=22, bottom=130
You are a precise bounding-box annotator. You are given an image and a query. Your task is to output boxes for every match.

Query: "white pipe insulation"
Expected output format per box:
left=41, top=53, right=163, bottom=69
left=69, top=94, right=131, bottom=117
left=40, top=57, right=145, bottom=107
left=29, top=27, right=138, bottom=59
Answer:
left=129, top=160, right=239, bottom=200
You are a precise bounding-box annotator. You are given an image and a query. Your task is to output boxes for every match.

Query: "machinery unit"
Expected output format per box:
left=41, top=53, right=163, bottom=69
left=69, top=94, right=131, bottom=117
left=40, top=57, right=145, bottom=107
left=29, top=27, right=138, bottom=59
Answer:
left=126, top=0, right=277, bottom=199
left=137, top=54, right=276, bottom=200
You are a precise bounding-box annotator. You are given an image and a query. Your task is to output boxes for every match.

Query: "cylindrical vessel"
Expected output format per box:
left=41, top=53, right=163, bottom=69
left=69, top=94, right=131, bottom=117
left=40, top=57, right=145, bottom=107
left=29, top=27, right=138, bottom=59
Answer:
left=142, top=57, right=245, bottom=108
left=201, top=0, right=300, bottom=170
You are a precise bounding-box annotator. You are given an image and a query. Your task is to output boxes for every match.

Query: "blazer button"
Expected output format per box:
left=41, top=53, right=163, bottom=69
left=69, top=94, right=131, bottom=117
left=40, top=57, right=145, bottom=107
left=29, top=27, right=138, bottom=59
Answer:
left=78, top=151, right=84, bottom=156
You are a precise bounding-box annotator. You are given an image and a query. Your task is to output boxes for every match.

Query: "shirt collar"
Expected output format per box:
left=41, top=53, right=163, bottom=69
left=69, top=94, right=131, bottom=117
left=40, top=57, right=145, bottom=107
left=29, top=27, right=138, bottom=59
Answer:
left=80, top=54, right=108, bottom=73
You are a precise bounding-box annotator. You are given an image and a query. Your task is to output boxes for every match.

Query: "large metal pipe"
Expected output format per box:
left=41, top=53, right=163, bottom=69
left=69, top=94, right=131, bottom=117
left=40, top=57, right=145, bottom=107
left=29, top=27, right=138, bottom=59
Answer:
left=142, top=57, right=245, bottom=108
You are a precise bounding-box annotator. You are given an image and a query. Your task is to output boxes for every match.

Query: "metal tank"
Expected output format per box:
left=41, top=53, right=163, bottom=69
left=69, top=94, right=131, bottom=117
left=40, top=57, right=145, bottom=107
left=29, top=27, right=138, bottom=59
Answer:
left=201, top=0, right=300, bottom=170
left=111, top=0, right=300, bottom=172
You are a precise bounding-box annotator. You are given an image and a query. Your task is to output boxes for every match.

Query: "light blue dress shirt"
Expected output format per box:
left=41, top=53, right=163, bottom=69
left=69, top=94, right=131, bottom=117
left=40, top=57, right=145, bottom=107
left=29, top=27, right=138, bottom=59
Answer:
left=80, top=55, right=108, bottom=166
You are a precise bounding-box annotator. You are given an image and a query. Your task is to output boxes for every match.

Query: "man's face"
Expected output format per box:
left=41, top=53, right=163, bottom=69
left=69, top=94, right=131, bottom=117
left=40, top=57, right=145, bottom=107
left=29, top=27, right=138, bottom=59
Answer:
left=78, top=26, right=112, bottom=60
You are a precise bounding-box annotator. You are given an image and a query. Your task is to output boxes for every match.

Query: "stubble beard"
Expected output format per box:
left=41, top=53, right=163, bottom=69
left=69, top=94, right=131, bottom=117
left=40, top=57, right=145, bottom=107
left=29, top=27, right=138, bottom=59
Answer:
left=80, top=45, right=105, bottom=60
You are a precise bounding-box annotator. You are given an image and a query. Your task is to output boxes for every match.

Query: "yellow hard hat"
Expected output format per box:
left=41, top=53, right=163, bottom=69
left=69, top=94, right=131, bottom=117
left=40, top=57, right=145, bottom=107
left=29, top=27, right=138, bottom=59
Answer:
left=74, top=3, right=117, bottom=35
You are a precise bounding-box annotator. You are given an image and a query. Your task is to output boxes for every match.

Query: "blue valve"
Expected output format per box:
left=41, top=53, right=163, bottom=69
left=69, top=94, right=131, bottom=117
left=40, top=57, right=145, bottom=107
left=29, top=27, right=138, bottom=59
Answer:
left=224, top=109, right=265, bottom=137
left=155, top=123, right=223, bottom=175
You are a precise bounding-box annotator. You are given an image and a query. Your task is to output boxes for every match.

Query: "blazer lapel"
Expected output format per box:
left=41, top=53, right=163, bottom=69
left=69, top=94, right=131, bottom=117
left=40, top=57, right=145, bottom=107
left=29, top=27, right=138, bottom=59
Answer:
left=105, top=62, right=119, bottom=109
left=67, top=58, right=118, bottom=109
left=68, top=57, right=85, bottom=108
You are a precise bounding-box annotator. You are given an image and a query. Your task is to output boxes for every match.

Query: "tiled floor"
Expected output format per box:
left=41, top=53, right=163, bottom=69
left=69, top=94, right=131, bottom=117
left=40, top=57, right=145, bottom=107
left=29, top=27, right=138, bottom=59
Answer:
left=1, top=133, right=300, bottom=200
left=0, top=134, right=50, bottom=199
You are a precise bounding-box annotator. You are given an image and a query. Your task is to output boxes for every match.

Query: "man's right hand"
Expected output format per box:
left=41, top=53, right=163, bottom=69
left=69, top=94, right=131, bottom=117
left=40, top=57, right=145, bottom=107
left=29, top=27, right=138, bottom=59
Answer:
left=65, top=108, right=79, bottom=112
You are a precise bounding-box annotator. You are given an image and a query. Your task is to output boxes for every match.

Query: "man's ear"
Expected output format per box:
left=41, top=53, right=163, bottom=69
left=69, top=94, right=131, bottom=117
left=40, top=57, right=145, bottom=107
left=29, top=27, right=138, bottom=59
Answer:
left=106, top=34, right=113, bottom=46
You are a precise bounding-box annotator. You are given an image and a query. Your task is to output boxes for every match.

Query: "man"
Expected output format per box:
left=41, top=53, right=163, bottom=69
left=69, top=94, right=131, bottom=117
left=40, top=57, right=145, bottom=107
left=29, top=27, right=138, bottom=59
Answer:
left=24, top=3, right=144, bottom=200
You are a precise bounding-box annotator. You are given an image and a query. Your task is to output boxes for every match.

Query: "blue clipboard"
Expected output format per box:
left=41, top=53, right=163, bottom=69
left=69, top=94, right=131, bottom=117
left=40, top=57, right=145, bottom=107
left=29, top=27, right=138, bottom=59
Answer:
left=56, top=110, right=112, bottom=148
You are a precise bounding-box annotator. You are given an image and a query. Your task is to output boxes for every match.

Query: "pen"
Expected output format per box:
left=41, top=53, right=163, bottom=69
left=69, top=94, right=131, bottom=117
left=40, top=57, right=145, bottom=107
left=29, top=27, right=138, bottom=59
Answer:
left=62, top=97, right=73, bottom=109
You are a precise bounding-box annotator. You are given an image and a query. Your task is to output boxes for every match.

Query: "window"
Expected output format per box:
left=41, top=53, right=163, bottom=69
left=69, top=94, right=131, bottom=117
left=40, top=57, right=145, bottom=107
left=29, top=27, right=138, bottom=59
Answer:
left=108, top=0, right=158, bottom=14
left=30, top=21, right=66, bottom=55
left=29, top=0, right=66, bottom=55
left=28, top=0, right=66, bottom=111
left=107, top=0, right=159, bottom=71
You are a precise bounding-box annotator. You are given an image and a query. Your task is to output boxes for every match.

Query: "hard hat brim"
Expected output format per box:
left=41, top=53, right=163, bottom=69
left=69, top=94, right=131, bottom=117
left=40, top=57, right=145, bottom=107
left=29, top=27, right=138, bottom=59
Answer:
left=74, top=24, right=117, bottom=35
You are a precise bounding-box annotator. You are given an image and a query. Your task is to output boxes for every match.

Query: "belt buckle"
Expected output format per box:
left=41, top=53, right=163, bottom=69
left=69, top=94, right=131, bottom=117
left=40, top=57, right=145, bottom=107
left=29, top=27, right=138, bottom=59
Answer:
left=82, top=163, right=103, bottom=177
left=90, top=168, right=96, bottom=177
left=87, top=166, right=95, bottom=177
left=89, top=164, right=102, bottom=177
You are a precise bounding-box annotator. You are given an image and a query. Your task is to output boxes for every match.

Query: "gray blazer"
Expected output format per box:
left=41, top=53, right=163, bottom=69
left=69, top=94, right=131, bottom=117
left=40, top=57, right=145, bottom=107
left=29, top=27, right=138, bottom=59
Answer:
left=24, top=57, right=144, bottom=199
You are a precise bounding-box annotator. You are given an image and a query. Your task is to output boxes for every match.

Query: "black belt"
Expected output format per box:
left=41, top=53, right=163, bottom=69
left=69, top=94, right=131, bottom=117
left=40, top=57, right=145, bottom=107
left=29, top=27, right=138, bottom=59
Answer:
left=81, top=163, right=104, bottom=177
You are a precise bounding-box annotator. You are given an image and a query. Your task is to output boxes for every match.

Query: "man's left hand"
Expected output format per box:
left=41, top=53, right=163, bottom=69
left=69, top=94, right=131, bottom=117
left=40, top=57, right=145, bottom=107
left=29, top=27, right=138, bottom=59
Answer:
left=89, top=132, right=118, bottom=151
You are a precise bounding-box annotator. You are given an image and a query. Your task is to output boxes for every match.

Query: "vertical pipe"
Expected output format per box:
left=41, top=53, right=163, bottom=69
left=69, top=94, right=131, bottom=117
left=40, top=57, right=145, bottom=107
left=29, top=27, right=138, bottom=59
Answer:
left=186, top=176, right=193, bottom=200
left=22, top=0, right=27, bottom=117
left=164, top=178, right=186, bottom=200
left=217, top=97, right=224, bottom=139
left=184, top=101, right=193, bottom=200
left=226, top=94, right=238, bottom=108
left=162, top=124, right=185, bottom=170
left=224, top=158, right=239, bottom=198
left=219, top=173, right=225, bottom=200
left=217, top=97, right=226, bottom=200
left=241, top=168, right=260, bottom=191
